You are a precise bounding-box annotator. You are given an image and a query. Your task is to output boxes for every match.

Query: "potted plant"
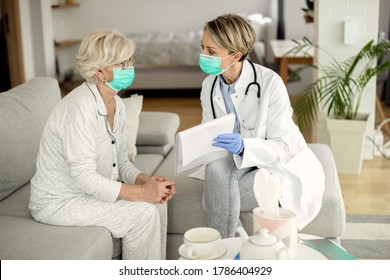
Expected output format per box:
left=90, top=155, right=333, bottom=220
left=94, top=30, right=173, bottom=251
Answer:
left=290, top=37, right=390, bottom=174
left=301, top=0, right=314, bottom=23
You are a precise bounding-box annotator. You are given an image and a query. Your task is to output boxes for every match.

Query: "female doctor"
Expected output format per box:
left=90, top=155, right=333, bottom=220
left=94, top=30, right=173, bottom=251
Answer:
left=199, top=14, right=326, bottom=238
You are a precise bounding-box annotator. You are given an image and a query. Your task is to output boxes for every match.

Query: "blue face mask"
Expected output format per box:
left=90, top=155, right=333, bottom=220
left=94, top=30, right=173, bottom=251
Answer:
left=106, top=67, right=135, bottom=91
left=198, top=53, right=235, bottom=75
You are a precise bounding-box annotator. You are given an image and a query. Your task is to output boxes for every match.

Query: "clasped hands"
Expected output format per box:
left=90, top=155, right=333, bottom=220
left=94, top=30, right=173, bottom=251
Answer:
left=213, top=133, right=244, bottom=155
left=142, top=175, right=176, bottom=204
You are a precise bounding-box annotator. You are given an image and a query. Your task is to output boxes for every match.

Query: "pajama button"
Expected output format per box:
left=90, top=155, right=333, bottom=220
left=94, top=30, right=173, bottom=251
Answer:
left=113, top=163, right=116, bottom=167
left=111, top=140, right=115, bottom=144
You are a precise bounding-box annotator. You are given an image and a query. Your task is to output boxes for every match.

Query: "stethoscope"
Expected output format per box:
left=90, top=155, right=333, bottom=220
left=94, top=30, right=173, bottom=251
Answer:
left=210, top=59, right=261, bottom=130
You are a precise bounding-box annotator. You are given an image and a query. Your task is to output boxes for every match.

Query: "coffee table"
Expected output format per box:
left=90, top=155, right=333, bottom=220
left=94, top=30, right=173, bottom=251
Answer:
left=178, top=234, right=348, bottom=260
left=269, top=39, right=313, bottom=84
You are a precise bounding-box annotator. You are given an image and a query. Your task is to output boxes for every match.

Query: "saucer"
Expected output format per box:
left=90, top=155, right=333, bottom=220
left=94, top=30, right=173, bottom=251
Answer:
left=178, top=243, right=228, bottom=260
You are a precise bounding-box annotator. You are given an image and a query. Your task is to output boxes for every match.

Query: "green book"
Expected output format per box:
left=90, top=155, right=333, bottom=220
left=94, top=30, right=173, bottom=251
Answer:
left=301, top=239, right=357, bottom=260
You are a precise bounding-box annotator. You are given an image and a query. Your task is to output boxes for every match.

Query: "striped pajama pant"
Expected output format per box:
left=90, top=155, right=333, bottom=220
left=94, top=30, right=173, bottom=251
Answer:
left=38, top=196, right=166, bottom=260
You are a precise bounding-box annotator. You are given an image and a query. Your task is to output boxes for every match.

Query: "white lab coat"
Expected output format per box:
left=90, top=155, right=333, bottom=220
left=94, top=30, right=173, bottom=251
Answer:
left=200, top=60, right=326, bottom=230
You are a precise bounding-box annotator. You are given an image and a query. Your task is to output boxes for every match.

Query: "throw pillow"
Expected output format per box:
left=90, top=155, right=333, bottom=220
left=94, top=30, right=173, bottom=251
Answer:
left=122, top=94, right=143, bottom=162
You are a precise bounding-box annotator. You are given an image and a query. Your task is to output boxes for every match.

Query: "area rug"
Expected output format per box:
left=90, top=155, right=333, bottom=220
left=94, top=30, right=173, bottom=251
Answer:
left=340, top=214, right=390, bottom=259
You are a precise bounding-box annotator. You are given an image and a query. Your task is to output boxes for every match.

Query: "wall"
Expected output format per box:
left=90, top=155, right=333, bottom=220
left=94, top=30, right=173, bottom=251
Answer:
left=284, top=0, right=315, bottom=39
left=51, top=0, right=271, bottom=76
left=313, top=0, right=380, bottom=159
left=283, top=0, right=316, bottom=95
left=15, top=1, right=388, bottom=83
left=18, top=0, right=34, bottom=81
left=51, top=0, right=270, bottom=40
left=281, top=0, right=389, bottom=95
left=30, top=0, right=55, bottom=78
left=11, top=0, right=55, bottom=81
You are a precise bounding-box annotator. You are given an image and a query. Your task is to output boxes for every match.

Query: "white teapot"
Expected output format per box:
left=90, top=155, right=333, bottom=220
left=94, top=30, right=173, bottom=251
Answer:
left=236, top=226, right=291, bottom=260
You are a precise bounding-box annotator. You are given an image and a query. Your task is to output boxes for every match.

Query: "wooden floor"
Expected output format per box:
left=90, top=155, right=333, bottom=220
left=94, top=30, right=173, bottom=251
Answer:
left=142, top=96, right=390, bottom=215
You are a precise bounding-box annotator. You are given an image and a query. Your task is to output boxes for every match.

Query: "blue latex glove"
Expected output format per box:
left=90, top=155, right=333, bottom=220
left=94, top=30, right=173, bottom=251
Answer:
left=213, top=133, right=244, bottom=155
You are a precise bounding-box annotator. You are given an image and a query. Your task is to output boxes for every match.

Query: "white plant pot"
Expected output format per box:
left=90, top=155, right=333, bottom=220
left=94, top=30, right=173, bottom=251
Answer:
left=326, top=114, right=369, bottom=175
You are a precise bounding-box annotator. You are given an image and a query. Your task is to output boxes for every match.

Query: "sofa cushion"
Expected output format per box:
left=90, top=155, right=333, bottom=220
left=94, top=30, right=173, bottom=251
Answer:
left=300, top=143, right=346, bottom=238
left=0, top=77, right=61, bottom=201
left=122, top=94, right=143, bottom=162
left=137, top=112, right=180, bottom=151
left=0, top=183, right=32, bottom=218
left=154, top=148, right=208, bottom=233
left=136, top=144, right=174, bottom=157
left=133, top=154, right=164, bottom=176
left=0, top=216, right=113, bottom=260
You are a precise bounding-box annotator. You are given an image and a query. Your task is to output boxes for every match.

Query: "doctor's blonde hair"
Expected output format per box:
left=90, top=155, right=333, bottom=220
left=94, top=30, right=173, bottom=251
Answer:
left=204, top=14, right=255, bottom=61
left=76, top=29, right=135, bottom=83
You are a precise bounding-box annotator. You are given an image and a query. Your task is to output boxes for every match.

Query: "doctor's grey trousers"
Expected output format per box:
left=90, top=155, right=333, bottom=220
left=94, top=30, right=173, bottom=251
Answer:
left=203, top=155, right=259, bottom=238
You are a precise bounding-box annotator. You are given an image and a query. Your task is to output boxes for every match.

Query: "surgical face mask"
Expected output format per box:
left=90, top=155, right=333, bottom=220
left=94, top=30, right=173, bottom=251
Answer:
left=106, top=66, right=135, bottom=91
left=198, top=53, right=236, bottom=75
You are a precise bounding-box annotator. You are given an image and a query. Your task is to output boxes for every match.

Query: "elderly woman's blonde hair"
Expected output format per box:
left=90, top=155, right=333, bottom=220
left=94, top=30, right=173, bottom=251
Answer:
left=204, top=14, right=255, bottom=61
left=76, top=29, right=135, bottom=83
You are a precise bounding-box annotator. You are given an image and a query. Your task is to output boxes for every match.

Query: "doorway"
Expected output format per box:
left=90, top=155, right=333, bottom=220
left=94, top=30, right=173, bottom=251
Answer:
left=0, top=0, right=10, bottom=91
left=1, top=0, right=24, bottom=91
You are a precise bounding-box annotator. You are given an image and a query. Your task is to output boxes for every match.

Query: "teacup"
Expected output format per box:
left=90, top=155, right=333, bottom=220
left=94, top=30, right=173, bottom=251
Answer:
left=253, top=207, right=298, bottom=257
left=183, top=227, right=221, bottom=259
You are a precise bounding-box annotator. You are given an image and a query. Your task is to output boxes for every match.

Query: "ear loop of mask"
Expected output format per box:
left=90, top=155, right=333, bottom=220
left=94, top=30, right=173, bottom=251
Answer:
left=221, top=52, right=238, bottom=73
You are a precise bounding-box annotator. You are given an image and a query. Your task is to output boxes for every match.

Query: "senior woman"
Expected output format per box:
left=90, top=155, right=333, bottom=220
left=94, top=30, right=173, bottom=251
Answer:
left=199, top=14, right=326, bottom=238
left=29, top=29, right=176, bottom=259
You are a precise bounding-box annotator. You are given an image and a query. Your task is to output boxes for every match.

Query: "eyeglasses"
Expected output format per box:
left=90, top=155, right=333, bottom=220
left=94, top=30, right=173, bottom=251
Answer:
left=120, top=57, right=135, bottom=69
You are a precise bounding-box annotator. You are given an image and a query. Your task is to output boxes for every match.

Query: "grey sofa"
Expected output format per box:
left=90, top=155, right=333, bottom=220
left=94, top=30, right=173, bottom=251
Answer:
left=0, top=77, right=179, bottom=259
left=0, top=77, right=346, bottom=260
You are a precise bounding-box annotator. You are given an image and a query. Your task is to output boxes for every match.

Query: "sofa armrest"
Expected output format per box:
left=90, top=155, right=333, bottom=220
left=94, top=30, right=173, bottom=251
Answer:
left=136, top=112, right=180, bottom=156
left=302, top=143, right=346, bottom=238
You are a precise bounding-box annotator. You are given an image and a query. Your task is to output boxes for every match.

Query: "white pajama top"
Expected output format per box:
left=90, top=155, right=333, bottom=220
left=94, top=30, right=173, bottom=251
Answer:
left=29, top=82, right=141, bottom=222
